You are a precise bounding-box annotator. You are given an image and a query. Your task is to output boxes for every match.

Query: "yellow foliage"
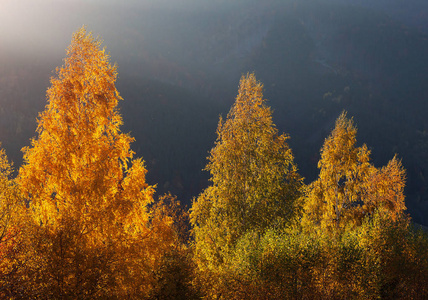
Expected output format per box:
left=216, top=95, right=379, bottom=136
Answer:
left=191, top=73, right=303, bottom=295
left=0, top=146, right=19, bottom=245
left=16, top=27, right=160, bottom=298
left=0, top=146, right=27, bottom=297
left=302, top=111, right=408, bottom=234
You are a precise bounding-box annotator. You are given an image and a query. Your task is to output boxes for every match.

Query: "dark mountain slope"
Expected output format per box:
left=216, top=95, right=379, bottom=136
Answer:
left=118, top=76, right=224, bottom=202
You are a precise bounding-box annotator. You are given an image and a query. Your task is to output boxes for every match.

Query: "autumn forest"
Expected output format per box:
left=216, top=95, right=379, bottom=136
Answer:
left=1, top=27, right=428, bottom=299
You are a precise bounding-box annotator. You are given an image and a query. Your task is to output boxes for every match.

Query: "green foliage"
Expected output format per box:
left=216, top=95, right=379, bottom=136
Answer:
left=353, top=212, right=428, bottom=299
left=208, top=214, right=428, bottom=300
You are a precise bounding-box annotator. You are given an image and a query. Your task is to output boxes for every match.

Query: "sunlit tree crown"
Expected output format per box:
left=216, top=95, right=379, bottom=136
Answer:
left=302, top=111, right=407, bottom=233
left=19, top=26, right=153, bottom=237
left=191, top=73, right=303, bottom=270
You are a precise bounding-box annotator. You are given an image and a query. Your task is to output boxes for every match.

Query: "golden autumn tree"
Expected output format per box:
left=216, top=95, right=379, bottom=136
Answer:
left=301, top=111, right=407, bottom=234
left=17, top=27, right=161, bottom=298
left=0, top=145, right=25, bottom=297
left=190, top=73, right=303, bottom=282
left=0, top=146, right=19, bottom=250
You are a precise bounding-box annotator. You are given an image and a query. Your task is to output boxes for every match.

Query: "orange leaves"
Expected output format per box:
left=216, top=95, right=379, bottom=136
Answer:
left=18, top=26, right=145, bottom=228
left=302, top=111, right=408, bottom=234
left=0, top=146, right=28, bottom=297
left=364, top=155, right=406, bottom=221
left=0, top=147, right=19, bottom=240
left=14, top=27, right=163, bottom=297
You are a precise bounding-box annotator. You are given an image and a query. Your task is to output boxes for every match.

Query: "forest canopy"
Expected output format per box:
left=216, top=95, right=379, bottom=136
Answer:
left=0, top=27, right=427, bottom=299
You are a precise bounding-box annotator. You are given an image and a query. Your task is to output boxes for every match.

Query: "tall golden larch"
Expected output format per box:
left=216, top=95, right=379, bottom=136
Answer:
left=17, top=27, right=155, bottom=298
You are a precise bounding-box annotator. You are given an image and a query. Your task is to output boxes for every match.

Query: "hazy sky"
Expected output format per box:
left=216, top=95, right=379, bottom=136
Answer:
left=0, top=1, right=179, bottom=54
left=1, top=1, right=124, bottom=54
left=2, top=0, right=427, bottom=78
left=2, top=0, right=426, bottom=60
left=0, top=0, right=240, bottom=53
